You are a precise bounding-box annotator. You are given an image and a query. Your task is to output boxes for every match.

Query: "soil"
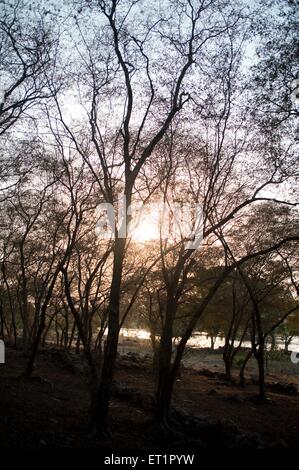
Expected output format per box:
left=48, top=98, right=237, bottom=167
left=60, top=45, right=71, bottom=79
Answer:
left=1, top=343, right=299, bottom=449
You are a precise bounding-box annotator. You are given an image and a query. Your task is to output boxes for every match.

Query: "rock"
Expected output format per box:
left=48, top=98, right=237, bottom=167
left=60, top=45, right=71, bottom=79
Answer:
left=117, top=351, right=148, bottom=369
left=111, top=380, right=156, bottom=412
left=49, top=418, right=59, bottom=424
left=139, top=394, right=155, bottom=410
left=197, top=368, right=233, bottom=385
left=267, top=438, right=288, bottom=448
left=251, top=377, right=298, bottom=396
left=226, top=395, right=244, bottom=404
left=111, top=381, right=141, bottom=400
left=268, top=382, right=298, bottom=396
left=171, top=404, right=264, bottom=448
left=125, top=351, right=140, bottom=362
left=171, top=405, right=191, bottom=422
left=27, top=376, right=54, bottom=389
left=197, top=368, right=215, bottom=378
left=41, top=349, right=87, bottom=375
left=232, top=432, right=264, bottom=449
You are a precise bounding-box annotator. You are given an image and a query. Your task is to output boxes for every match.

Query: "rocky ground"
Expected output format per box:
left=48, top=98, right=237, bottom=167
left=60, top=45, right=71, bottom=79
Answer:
left=0, top=342, right=299, bottom=449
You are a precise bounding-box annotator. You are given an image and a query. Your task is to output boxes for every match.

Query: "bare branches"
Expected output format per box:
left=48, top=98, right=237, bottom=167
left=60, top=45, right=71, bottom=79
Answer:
left=0, top=2, right=57, bottom=135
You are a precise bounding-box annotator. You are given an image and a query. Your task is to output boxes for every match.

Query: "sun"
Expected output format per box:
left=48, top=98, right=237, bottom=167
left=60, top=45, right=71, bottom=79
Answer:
left=130, top=210, right=160, bottom=243
left=130, top=217, right=160, bottom=243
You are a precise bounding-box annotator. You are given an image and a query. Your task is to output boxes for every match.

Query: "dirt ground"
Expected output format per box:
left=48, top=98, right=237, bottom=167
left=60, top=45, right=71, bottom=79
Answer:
left=1, top=341, right=299, bottom=449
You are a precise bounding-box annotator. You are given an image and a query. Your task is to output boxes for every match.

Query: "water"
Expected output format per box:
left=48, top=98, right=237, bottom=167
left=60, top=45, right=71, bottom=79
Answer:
left=119, top=328, right=299, bottom=353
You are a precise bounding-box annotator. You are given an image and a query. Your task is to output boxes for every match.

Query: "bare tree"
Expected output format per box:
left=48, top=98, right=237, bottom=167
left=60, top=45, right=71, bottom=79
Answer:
left=0, top=1, right=57, bottom=135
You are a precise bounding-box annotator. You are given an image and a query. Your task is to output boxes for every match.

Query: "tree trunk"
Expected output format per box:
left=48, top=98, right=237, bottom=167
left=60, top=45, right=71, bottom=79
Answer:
left=155, top=294, right=176, bottom=428
left=256, top=340, right=266, bottom=400
left=1, top=262, right=17, bottom=346
left=42, top=315, right=54, bottom=346
left=19, top=243, right=30, bottom=352
left=284, top=336, right=292, bottom=353
left=239, top=349, right=253, bottom=386
left=224, top=356, right=232, bottom=379
left=89, top=237, right=126, bottom=437
left=155, top=370, right=173, bottom=429
left=25, top=312, right=46, bottom=378
left=68, top=321, right=76, bottom=349
left=0, top=302, right=6, bottom=340
left=24, top=269, right=60, bottom=377
left=75, top=335, right=81, bottom=354
left=269, top=332, right=276, bottom=351
left=149, top=325, right=159, bottom=374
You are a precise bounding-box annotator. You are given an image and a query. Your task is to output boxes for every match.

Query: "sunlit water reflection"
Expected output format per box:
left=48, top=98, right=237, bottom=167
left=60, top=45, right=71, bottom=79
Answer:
left=119, top=328, right=299, bottom=353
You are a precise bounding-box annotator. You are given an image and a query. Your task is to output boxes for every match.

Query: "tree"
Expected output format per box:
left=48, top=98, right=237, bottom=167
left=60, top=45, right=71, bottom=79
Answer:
left=0, top=1, right=57, bottom=135
left=47, top=0, right=253, bottom=436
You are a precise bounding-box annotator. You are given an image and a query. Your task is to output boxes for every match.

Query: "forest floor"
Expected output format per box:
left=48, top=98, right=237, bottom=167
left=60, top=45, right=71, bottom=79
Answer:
left=1, top=339, right=299, bottom=449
